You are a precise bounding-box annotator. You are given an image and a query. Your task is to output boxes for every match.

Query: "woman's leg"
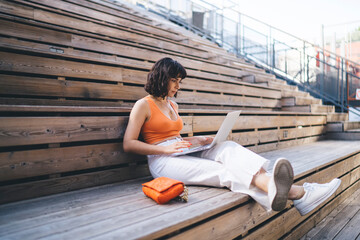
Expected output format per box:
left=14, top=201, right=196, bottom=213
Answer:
left=251, top=168, right=305, bottom=199
left=148, top=153, right=241, bottom=190
left=197, top=141, right=274, bottom=210
left=199, top=141, right=300, bottom=211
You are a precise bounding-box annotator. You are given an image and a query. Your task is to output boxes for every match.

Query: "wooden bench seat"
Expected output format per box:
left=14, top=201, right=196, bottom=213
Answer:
left=0, top=140, right=359, bottom=239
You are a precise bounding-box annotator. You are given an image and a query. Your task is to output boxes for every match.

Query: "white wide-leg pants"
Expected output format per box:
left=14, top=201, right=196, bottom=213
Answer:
left=147, top=139, right=271, bottom=210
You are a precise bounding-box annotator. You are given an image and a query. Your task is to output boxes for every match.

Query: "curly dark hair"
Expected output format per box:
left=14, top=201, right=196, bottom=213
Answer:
left=145, top=57, right=187, bottom=99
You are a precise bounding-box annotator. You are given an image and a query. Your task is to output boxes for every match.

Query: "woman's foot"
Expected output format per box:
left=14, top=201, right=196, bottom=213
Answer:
left=268, top=158, right=294, bottom=211
left=293, top=178, right=341, bottom=216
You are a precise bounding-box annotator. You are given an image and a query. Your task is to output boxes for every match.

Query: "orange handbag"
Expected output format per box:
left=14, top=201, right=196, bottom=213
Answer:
left=142, top=177, right=188, bottom=204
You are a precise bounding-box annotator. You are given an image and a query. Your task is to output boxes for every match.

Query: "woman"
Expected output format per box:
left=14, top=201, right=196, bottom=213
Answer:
left=123, top=57, right=341, bottom=215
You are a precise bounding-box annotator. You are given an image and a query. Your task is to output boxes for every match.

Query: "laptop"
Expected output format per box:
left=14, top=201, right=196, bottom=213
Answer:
left=172, top=110, right=241, bottom=156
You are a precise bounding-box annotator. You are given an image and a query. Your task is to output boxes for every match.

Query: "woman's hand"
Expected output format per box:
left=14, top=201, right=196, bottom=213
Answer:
left=201, top=136, right=214, bottom=145
left=162, top=141, right=192, bottom=154
left=182, top=136, right=214, bottom=146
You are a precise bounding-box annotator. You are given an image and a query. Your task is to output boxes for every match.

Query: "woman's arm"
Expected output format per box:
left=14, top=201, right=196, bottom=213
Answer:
left=123, top=99, right=190, bottom=155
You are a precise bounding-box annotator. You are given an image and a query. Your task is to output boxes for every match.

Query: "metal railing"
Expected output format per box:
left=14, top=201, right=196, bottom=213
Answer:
left=121, top=0, right=360, bottom=117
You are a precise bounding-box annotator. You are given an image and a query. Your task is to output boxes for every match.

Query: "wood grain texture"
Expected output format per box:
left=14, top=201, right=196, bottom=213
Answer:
left=0, top=165, right=150, bottom=204
left=0, top=116, right=128, bottom=147
left=0, top=143, right=147, bottom=181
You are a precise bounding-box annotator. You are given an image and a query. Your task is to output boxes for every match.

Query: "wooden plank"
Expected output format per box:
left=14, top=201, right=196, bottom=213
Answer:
left=169, top=197, right=279, bottom=240
left=281, top=89, right=309, bottom=98
left=33, top=0, right=184, bottom=42
left=0, top=104, right=327, bottom=116
left=0, top=51, right=126, bottom=82
left=0, top=178, right=149, bottom=223
left=192, top=115, right=327, bottom=132
left=333, top=207, right=360, bottom=240
left=0, top=104, right=132, bottom=113
left=2, top=188, right=236, bottom=239
left=281, top=96, right=321, bottom=106
left=0, top=74, right=280, bottom=104
left=0, top=97, right=135, bottom=108
left=0, top=165, right=150, bottom=204
left=179, top=77, right=281, bottom=99
left=87, top=0, right=154, bottom=24
left=0, top=17, right=72, bottom=45
left=327, top=112, right=349, bottom=122
left=0, top=143, right=146, bottom=181
left=0, top=74, right=147, bottom=100
left=284, top=173, right=360, bottom=240
left=259, top=140, right=360, bottom=177
left=0, top=115, right=193, bottom=147
left=311, top=200, right=360, bottom=239
left=0, top=185, right=206, bottom=237
left=0, top=116, right=127, bottom=147
left=64, top=190, right=247, bottom=240
left=250, top=136, right=324, bottom=153
left=0, top=0, right=34, bottom=18
left=5, top=0, right=208, bottom=59
left=176, top=91, right=281, bottom=108
left=230, top=126, right=325, bottom=146
left=178, top=105, right=278, bottom=111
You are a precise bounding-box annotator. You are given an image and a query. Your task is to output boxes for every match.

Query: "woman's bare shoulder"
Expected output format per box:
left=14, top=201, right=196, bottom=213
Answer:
left=131, top=97, right=151, bottom=118
left=133, top=97, right=149, bottom=109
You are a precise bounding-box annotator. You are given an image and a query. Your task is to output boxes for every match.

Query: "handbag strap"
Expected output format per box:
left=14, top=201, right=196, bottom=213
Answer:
left=175, top=186, right=188, bottom=202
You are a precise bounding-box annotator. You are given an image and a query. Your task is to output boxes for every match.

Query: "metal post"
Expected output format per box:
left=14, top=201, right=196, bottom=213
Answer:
left=285, top=49, right=287, bottom=74
left=346, top=71, right=349, bottom=111
left=236, top=20, right=239, bottom=55
left=242, top=24, right=245, bottom=55
left=340, top=58, right=344, bottom=112
left=303, top=42, right=306, bottom=83
left=272, top=39, right=275, bottom=70
left=321, top=24, right=325, bottom=99
left=221, top=14, right=224, bottom=47
left=307, top=55, right=310, bottom=85
left=268, top=28, right=271, bottom=66
left=238, top=12, right=241, bottom=56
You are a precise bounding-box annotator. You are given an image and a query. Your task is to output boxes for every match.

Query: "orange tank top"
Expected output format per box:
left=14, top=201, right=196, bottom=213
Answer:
left=141, top=97, right=183, bottom=144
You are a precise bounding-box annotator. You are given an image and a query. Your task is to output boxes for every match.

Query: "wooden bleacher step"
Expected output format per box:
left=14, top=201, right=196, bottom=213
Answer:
left=326, top=121, right=360, bottom=140
left=281, top=96, right=322, bottom=107
left=282, top=104, right=335, bottom=113
left=0, top=140, right=358, bottom=240
left=281, top=89, right=309, bottom=98
left=326, top=112, right=349, bottom=122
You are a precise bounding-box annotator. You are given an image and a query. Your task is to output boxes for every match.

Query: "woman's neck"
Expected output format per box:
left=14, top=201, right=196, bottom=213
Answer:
left=150, top=95, right=168, bottom=104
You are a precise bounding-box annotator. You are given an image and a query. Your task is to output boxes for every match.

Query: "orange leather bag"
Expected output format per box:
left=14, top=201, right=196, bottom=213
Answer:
left=142, top=177, right=188, bottom=204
